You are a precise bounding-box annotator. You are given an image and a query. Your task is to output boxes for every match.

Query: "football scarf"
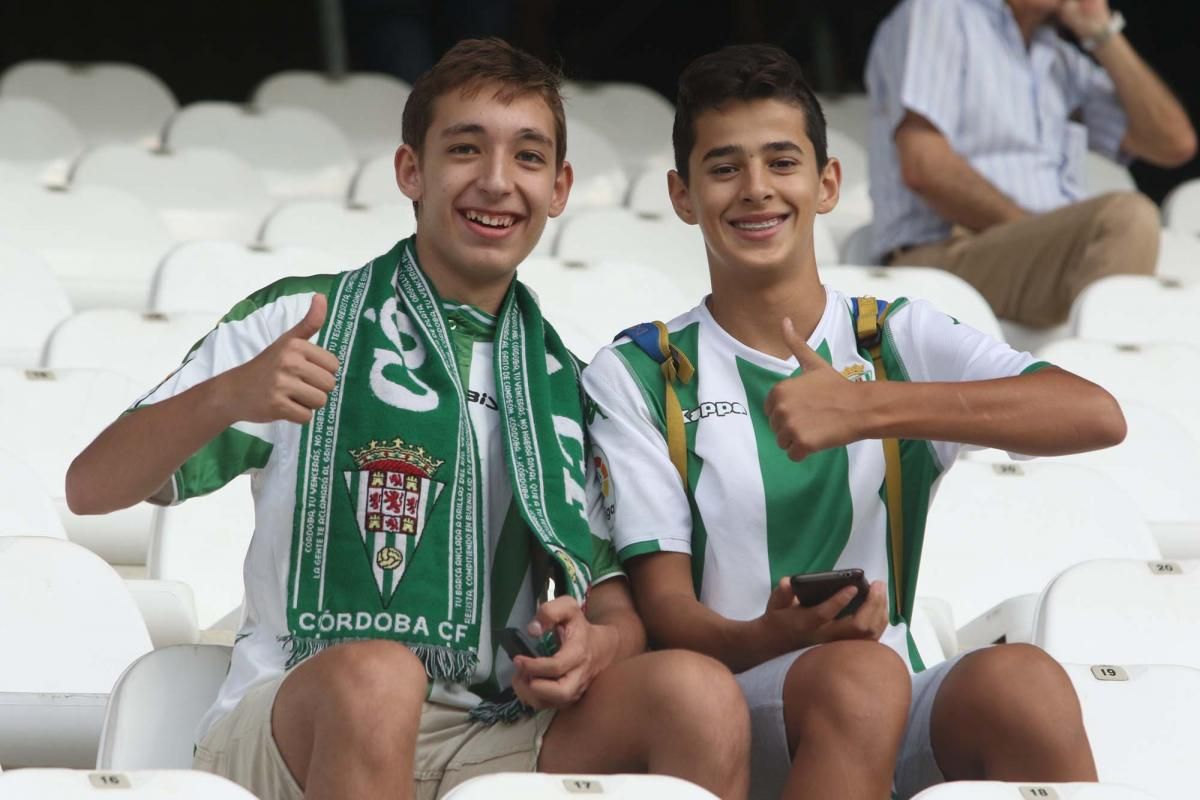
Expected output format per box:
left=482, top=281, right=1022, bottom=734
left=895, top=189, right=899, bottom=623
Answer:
left=282, top=236, right=593, bottom=693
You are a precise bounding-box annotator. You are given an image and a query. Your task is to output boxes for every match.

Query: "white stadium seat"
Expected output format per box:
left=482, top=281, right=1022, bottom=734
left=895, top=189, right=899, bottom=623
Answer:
left=625, top=166, right=675, bottom=217
left=564, top=117, right=630, bottom=209
left=1037, top=339, right=1200, bottom=465
left=552, top=208, right=710, bottom=299
left=1083, top=151, right=1137, bottom=196
left=443, top=773, right=718, bottom=799
left=0, top=60, right=177, bottom=148
left=1154, top=228, right=1200, bottom=283
left=123, top=580, right=199, bottom=650
left=1039, top=400, right=1200, bottom=558
left=912, top=782, right=1157, bottom=799
left=0, top=537, right=152, bottom=767
left=519, top=258, right=695, bottom=361
left=148, top=476, right=254, bottom=630
left=921, top=460, right=1159, bottom=646
left=0, top=448, right=67, bottom=540
left=1065, top=662, right=1200, bottom=800
left=819, top=265, right=1004, bottom=341
left=0, top=769, right=257, bottom=798
left=1162, top=177, right=1200, bottom=238
left=259, top=200, right=415, bottom=267
left=151, top=241, right=343, bottom=315
left=1073, top=275, right=1200, bottom=345
left=563, top=81, right=675, bottom=176
left=71, top=145, right=274, bottom=243
left=0, top=96, right=83, bottom=186
left=0, top=367, right=153, bottom=567
left=1034, top=558, right=1200, bottom=668
left=350, top=151, right=403, bottom=207
left=43, top=309, right=216, bottom=391
left=165, top=102, right=357, bottom=200
left=0, top=184, right=174, bottom=309
left=817, top=93, right=870, bottom=148
left=97, top=645, right=232, bottom=769
left=0, top=241, right=72, bottom=368
left=252, top=70, right=410, bottom=160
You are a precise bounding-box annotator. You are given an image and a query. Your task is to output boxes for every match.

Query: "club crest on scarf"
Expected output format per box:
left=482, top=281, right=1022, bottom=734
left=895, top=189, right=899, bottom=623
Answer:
left=343, top=437, right=445, bottom=606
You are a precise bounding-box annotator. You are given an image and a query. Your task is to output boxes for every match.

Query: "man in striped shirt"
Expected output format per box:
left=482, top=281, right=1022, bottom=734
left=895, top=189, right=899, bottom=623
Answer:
left=866, top=0, right=1195, bottom=328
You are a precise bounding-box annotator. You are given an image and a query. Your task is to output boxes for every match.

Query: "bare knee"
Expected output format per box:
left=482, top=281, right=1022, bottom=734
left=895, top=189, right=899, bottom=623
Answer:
left=641, top=650, right=749, bottom=736
left=937, top=645, right=1083, bottom=741
left=783, top=642, right=911, bottom=751
left=295, top=640, right=428, bottom=739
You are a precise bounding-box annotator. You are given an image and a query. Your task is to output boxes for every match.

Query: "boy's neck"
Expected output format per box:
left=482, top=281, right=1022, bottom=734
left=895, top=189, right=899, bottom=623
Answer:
left=413, top=234, right=515, bottom=316
left=706, top=261, right=827, bottom=360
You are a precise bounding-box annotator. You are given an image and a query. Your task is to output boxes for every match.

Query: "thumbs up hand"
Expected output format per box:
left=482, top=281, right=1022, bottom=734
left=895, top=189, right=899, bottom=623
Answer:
left=219, top=294, right=341, bottom=425
left=764, top=317, right=865, bottom=461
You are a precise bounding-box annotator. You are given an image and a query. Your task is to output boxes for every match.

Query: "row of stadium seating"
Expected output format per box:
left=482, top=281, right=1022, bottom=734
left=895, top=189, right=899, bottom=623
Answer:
left=1, top=534, right=1198, bottom=799
left=4, top=61, right=1200, bottom=799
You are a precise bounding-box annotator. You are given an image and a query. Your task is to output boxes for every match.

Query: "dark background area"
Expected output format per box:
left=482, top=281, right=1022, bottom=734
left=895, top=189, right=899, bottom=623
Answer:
left=1, top=0, right=1195, bottom=201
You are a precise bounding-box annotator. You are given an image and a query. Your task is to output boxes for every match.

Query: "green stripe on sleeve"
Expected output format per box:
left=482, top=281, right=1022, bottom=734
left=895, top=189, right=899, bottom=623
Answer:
left=617, top=540, right=666, bottom=561
left=1021, top=360, right=1053, bottom=375
left=174, top=426, right=274, bottom=502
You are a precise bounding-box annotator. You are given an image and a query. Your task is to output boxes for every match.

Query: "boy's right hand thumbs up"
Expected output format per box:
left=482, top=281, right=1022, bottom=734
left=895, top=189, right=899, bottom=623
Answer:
left=220, top=294, right=341, bottom=425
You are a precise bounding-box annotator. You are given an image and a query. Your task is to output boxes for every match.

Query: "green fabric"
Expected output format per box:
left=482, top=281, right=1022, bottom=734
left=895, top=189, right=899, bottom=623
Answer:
left=283, top=237, right=594, bottom=703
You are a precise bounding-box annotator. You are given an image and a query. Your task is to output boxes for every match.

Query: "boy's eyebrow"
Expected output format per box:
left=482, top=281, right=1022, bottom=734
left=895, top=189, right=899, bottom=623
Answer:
left=764, top=140, right=803, bottom=155
left=439, top=122, right=553, bottom=149
left=701, top=141, right=804, bottom=161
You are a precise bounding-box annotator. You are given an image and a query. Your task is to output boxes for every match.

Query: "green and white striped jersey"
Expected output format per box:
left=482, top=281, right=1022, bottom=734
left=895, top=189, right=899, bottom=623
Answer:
left=129, top=271, right=620, bottom=742
left=582, top=287, right=1048, bottom=672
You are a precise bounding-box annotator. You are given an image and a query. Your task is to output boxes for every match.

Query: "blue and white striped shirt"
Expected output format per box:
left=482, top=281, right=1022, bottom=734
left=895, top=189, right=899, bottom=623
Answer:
left=865, top=0, right=1128, bottom=260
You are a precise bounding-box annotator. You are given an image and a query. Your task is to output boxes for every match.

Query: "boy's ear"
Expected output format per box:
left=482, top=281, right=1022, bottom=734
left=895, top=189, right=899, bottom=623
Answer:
left=816, top=155, right=842, bottom=216
left=395, top=143, right=422, bottom=202
left=549, top=161, right=574, bottom=219
left=667, top=170, right=698, bottom=225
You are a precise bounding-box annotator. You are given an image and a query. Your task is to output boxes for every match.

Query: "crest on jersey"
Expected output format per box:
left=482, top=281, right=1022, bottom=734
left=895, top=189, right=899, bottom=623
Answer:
left=343, top=438, right=445, bottom=605
left=841, top=364, right=872, bottom=383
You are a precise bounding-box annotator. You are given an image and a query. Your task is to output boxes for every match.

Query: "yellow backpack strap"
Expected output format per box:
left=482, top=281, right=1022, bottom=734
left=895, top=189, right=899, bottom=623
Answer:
left=853, top=296, right=907, bottom=619
left=616, top=321, right=695, bottom=487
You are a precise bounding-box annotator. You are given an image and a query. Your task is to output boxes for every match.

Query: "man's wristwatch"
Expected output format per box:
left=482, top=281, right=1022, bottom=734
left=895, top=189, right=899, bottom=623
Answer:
left=1081, top=10, right=1126, bottom=52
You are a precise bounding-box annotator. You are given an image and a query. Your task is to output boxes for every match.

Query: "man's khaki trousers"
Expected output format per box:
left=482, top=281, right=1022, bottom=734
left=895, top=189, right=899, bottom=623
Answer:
left=890, top=192, right=1160, bottom=328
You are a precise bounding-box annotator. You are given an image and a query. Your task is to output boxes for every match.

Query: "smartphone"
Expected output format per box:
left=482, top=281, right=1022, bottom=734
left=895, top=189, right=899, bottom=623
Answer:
left=790, top=569, right=870, bottom=620
left=498, top=626, right=560, bottom=661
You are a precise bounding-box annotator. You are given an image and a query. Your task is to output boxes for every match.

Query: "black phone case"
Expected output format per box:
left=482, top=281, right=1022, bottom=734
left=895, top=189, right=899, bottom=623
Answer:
left=790, top=569, right=870, bottom=619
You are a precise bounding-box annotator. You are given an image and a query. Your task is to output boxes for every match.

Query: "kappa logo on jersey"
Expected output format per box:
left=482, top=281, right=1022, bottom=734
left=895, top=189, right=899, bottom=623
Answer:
left=467, top=389, right=499, bottom=411
left=683, top=401, right=749, bottom=424
left=343, top=437, right=446, bottom=606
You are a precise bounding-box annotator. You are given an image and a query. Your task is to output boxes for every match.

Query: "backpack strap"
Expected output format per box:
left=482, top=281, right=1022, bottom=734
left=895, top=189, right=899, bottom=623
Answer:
left=852, top=296, right=908, bottom=620
left=616, top=322, right=694, bottom=487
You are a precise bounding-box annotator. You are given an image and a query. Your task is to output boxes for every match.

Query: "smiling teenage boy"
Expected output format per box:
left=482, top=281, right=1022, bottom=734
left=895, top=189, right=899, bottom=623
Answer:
left=66, top=39, right=749, bottom=800
left=583, top=44, right=1122, bottom=799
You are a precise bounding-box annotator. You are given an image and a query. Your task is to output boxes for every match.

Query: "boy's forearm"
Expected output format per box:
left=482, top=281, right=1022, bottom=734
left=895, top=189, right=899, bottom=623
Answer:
left=858, top=367, right=1126, bottom=456
left=66, top=374, right=235, bottom=515
left=640, top=591, right=779, bottom=674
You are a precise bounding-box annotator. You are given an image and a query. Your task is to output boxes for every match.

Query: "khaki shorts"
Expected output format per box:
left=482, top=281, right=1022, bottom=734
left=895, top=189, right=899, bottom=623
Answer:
left=193, top=676, right=557, bottom=800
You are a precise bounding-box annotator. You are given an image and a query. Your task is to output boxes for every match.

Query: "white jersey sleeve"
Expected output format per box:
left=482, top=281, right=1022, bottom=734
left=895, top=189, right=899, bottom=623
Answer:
left=582, top=346, right=695, bottom=562
left=885, top=298, right=1049, bottom=466
left=129, top=290, right=323, bottom=503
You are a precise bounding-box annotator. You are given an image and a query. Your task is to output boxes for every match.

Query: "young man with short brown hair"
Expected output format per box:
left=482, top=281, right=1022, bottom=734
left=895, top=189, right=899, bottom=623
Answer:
left=68, top=39, right=749, bottom=800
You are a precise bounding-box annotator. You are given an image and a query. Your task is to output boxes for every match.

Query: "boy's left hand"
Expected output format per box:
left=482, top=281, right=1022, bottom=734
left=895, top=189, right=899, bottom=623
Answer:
left=511, top=596, right=618, bottom=710
left=765, top=317, right=867, bottom=460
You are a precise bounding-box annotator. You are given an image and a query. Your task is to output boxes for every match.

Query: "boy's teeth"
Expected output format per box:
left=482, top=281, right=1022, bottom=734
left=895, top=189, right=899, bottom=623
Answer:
left=733, top=217, right=782, bottom=231
left=466, top=210, right=514, bottom=228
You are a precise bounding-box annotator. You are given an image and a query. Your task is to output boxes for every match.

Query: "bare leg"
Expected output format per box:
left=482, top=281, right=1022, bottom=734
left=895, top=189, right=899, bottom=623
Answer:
left=537, top=649, right=751, bottom=800
left=930, top=644, right=1097, bottom=782
left=782, top=641, right=911, bottom=800
left=272, top=640, right=429, bottom=800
